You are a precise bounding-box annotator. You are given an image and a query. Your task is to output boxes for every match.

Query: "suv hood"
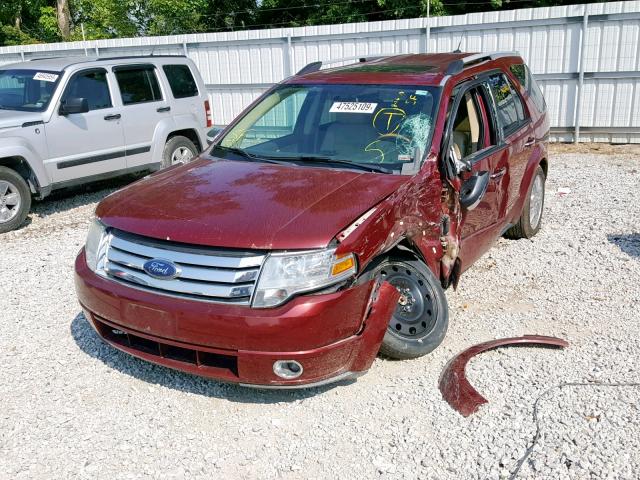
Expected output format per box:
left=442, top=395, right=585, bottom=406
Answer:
left=0, top=110, right=43, bottom=130
left=97, top=157, right=409, bottom=250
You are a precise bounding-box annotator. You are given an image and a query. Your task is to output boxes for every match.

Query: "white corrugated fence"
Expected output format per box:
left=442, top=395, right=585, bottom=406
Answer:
left=1, top=1, right=640, bottom=142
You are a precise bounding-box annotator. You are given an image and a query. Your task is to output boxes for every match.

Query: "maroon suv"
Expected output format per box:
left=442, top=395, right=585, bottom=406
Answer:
left=75, top=52, right=549, bottom=388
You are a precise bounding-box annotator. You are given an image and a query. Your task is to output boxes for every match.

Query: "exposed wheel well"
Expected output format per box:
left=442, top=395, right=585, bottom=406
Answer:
left=0, top=156, right=35, bottom=185
left=167, top=129, right=202, bottom=152
left=539, top=157, right=548, bottom=177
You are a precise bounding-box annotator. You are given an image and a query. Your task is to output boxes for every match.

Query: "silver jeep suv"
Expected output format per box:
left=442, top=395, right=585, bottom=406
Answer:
left=0, top=55, right=211, bottom=233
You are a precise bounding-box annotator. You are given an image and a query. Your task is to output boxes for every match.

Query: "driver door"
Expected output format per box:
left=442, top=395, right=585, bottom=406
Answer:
left=443, top=83, right=509, bottom=271
left=46, top=68, right=126, bottom=184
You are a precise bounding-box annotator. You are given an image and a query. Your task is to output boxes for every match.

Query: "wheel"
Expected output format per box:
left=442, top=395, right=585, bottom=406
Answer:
left=0, top=166, right=31, bottom=234
left=504, top=164, right=546, bottom=239
left=371, top=255, right=449, bottom=360
left=162, top=136, right=198, bottom=168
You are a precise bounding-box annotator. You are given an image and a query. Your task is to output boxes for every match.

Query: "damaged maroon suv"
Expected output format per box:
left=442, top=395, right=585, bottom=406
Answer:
left=75, top=52, right=549, bottom=388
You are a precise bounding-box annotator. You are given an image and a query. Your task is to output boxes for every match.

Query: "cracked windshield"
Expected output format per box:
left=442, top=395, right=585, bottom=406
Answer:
left=216, top=84, right=439, bottom=174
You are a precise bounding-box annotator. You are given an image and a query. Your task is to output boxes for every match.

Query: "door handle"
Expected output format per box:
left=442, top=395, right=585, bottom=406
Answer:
left=157, top=106, right=171, bottom=113
left=104, top=114, right=121, bottom=121
left=490, top=167, right=506, bottom=180
left=524, top=137, right=535, bottom=148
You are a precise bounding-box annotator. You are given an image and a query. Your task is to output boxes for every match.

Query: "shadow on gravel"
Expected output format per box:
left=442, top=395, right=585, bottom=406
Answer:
left=70, top=313, right=346, bottom=403
left=607, top=233, right=640, bottom=258
left=31, top=174, right=144, bottom=219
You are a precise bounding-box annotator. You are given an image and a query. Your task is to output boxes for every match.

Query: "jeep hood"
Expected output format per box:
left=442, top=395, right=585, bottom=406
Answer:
left=97, top=157, right=408, bottom=250
left=0, top=110, right=42, bottom=130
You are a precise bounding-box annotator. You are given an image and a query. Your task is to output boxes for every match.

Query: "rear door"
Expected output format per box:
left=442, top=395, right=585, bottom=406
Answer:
left=112, top=64, right=168, bottom=169
left=47, top=67, right=126, bottom=183
left=485, top=72, right=533, bottom=220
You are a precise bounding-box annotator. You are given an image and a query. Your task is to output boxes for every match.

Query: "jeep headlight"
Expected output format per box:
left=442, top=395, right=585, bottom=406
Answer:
left=85, top=219, right=108, bottom=272
left=252, top=248, right=357, bottom=308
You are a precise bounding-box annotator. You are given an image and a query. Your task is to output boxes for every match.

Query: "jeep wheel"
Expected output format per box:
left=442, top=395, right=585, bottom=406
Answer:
left=505, top=164, right=546, bottom=239
left=372, top=255, right=449, bottom=360
left=162, top=136, right=198, bottom=168
left=0, top=166, right=31, bottom=234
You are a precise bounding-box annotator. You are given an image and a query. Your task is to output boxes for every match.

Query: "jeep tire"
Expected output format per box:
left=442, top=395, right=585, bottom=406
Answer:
left=0, top=166, right=31, bottom=234
left=162, top=136, right=198, bottom=168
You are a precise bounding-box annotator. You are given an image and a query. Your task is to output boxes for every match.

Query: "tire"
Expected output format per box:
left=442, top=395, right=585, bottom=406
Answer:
left=367, top=254, right=449, bottom=360
left=504, top=164, right=546, bottom=239
left=161, top=136, right=198, bottom=169
left=0, top=166, right=31, bottom=234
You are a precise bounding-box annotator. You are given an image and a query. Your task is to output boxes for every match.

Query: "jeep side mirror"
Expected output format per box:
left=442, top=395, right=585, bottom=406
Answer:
left=60, top=97, right=89, bottom=115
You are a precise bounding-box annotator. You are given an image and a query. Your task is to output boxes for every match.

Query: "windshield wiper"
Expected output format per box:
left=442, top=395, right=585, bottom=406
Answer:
left=213, top=146, right=287, bottom=165
left=263, top=155, right=393, bottom=174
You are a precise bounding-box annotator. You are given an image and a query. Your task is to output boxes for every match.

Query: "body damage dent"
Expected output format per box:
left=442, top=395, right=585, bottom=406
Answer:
left=439, top=335, right=569, bottom=417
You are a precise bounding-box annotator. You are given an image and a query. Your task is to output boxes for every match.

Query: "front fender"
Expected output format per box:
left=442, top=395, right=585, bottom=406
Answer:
left=0, top=137, right=50, bottom=191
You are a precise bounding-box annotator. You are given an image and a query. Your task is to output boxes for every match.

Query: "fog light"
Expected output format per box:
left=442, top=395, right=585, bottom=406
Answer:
left=273, top=360, right=303, bottom=379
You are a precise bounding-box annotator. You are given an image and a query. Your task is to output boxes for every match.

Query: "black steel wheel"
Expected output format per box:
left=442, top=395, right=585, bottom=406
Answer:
left=371, top=255, right=449, bottom=359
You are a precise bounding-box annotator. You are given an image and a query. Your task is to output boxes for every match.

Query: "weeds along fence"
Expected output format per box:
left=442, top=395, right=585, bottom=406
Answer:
left=1, top=1, right=640, bottom=143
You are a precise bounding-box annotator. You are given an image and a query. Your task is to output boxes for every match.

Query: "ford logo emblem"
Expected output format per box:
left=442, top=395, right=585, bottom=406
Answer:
left=143, top=259, right=180, bottom=280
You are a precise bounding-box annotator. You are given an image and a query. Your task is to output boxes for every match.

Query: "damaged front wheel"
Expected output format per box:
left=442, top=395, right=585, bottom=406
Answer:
left=372, top=256, right=449, bottom=360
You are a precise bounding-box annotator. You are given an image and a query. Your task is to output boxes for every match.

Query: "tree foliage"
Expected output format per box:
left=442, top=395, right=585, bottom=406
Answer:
left=0, top=0, right=603, bottom=47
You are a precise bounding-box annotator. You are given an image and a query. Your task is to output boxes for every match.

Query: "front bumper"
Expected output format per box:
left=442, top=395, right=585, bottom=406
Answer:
left=75, top=250, right=399, bottom=388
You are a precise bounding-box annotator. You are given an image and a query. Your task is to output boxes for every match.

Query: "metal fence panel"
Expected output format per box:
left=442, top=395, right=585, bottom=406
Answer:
left=2, top=1, right=640, bottom=142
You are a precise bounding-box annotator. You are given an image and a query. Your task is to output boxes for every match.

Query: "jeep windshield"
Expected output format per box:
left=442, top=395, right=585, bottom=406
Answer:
left=214, top=84, right=439, bottom=175
left=0, top=69, right=61, bottom=112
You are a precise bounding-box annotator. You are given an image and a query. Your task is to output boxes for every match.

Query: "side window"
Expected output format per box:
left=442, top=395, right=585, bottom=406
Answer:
left=450, top=87, right=489, bottom=159
left=63, top=69, right=112, bottom=110
left=487, top=73, right=526, bottom=135
left=510, top=63, right=547, bottom=114
left=162, top=64, right=199, bottom=98
left=114, top=66, right=162, bottom=105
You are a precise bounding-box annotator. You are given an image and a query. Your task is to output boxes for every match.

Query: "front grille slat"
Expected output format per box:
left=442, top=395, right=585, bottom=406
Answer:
left=108, top=248, right=259, bottom=283
left=101, top=231, right=264, bottom=303
left=110, top=235, right=264, bottom=269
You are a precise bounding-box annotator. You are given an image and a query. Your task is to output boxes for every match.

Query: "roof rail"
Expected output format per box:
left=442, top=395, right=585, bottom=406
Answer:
left=445, top=51, right=519, bottom=75
left=295, top=56, right=386, bottom=76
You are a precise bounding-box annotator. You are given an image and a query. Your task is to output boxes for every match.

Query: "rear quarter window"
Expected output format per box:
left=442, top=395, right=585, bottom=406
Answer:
left=162, top=64, right=199, bottom=98
left=114, top=66, right=162, bottom=105
left=510, top=63, right=546, bottom=114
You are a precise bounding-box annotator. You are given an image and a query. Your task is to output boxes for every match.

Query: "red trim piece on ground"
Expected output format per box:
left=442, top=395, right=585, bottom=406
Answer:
left=439, top=335, right=569, bottom=417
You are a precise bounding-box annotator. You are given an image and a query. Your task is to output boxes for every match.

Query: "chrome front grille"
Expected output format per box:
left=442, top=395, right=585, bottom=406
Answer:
left=102, top=230, right=265, bottom=304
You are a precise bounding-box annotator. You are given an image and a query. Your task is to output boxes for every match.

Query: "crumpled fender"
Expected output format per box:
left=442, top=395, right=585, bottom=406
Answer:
left=439, top=335, right=569, bottom=417
left=0, top=136, right=50, bottom=188
left=350, top=281, right=400, bottom=372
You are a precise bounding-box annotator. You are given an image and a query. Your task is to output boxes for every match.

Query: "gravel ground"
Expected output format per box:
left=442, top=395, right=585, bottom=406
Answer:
left=0, top=152, right=638, bottom=479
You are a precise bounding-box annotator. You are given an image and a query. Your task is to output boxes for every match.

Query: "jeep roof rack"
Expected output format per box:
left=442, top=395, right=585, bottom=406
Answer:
left=296, top=56, right=387, bottom=76
left=444, top=51, right=519, bottom=75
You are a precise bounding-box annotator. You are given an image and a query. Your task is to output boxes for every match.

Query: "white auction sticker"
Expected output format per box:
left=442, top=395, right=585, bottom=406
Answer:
left=330, top=102, right=377, bottom=114
left=33, top=72, right=59, bottom=82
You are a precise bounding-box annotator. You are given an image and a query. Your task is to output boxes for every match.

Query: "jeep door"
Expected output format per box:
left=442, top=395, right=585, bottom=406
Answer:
left=443, top=81, right=509, bottom=271
left=112, top=64, right=167, bottom=169
left=46, top=68, right=126, bottom=183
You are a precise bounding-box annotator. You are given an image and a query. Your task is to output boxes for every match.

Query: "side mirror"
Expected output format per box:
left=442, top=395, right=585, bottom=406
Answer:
left=460, top=171, right=489, bottom=210
left=207, top=126, right=223, bottom=145
left=59, top=97, right=89, bottom=115
left=448, top=144, right=471, bottom=175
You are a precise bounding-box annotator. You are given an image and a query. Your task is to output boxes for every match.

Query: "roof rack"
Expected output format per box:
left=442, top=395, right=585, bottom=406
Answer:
left=444, top=51, right=519, bottom=75
left=296, top=56, right=386, bottom=76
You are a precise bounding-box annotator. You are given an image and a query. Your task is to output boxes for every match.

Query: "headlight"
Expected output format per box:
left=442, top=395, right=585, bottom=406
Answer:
left=85, top=219, right=108, bottom=271
left=252, top=248, right=357, bottom=308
